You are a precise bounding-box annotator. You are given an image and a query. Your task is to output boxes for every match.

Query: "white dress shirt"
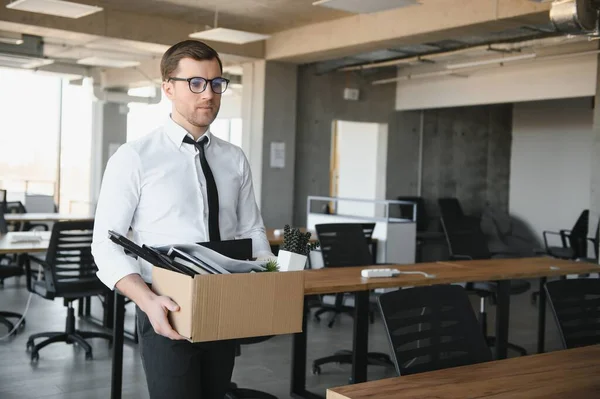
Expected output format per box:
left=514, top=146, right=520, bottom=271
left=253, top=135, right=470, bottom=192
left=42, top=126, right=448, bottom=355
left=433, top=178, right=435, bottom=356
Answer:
left=91, top=116, right=272, bottom=290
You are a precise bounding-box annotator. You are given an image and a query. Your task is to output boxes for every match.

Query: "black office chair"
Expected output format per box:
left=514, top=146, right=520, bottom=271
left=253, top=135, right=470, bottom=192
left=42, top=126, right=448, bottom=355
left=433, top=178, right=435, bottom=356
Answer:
left=440, top=212, right=529, bottom=357
left=0, top=209, right=25, bottom=286
left=543, top=210, right=590, bottom=260
left=311, top=223, right=393, bottom=375
left=0, top=189, right=7, bottom=213
left=24, top=221, right=112, bottom=361
left=313, top=223, right=378, bottom=327
left=531, top=210, right=592, bottom=305
left=226, top=336, right=278, bottom=399
left=378, top=285, right=492, bottom=376
left=545, top=278, right=600, bottom=349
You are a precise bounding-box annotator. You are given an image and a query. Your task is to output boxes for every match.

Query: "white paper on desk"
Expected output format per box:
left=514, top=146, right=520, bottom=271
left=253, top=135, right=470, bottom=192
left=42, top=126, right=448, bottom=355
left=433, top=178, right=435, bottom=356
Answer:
left=153, top=243, right=266, bottom=274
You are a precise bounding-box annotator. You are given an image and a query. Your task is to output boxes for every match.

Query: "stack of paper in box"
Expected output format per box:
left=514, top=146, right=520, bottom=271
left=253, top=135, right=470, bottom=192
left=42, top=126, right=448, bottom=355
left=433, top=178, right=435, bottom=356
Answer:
left=107, top=230, right=266, bottom=275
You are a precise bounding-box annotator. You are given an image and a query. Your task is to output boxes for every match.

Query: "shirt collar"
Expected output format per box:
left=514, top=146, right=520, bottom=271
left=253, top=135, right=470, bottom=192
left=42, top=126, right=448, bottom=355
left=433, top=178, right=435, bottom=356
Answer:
left=164, top=115, right=212, bottom=149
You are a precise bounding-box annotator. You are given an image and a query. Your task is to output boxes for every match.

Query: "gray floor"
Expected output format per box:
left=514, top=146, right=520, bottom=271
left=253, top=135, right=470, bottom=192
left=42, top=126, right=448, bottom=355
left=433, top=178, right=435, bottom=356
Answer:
left=0, top=276, right=565, bottom=399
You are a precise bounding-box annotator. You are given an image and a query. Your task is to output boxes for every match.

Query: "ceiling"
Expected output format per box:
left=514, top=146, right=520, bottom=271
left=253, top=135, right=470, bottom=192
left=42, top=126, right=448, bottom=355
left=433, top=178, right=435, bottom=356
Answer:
left=92, top=0, right=351, bottom=34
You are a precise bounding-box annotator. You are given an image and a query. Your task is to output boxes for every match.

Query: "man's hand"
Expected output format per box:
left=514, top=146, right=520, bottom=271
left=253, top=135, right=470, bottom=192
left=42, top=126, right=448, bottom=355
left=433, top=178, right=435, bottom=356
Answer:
left=140, top=295, right=187, bottom=340
left=115, top=273, right=187, bottom=340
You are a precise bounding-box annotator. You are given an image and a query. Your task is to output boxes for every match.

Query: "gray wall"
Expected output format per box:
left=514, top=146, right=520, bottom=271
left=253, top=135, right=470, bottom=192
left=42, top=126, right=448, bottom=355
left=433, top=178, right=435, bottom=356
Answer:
left=260, top=62, right=298, bottom=228
left=293, top=65, right=397, bottom=226
left=386, top=104, right=513, bottom=218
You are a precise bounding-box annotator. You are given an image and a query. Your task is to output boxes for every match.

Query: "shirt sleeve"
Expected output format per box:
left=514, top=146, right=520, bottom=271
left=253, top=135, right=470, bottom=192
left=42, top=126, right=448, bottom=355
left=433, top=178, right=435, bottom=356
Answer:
left=91, top=144, right=143, bottom=290
left=235, top=150, right=274, bottom=259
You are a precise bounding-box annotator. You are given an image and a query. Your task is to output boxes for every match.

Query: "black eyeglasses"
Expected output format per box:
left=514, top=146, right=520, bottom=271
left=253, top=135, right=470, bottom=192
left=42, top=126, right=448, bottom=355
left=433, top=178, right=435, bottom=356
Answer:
left=167, top=76, right=230, bottom=94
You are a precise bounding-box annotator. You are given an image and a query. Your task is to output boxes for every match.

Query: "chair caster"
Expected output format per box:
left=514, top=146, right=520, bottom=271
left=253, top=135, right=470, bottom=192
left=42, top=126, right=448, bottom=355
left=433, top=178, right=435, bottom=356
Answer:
left=85, top=352, right=93, bottom=361
left=26, top=339, right=34, bottom=351
left=30, top=352, right=39, bottom=362
left=314, top=315, right=321, bottom=322
left=312, top=365, right=321, bottom=375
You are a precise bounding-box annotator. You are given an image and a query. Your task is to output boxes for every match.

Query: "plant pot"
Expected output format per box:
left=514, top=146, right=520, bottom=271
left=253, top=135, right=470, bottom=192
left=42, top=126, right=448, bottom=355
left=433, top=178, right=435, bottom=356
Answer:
left=277, top=250, right=307, bottom=272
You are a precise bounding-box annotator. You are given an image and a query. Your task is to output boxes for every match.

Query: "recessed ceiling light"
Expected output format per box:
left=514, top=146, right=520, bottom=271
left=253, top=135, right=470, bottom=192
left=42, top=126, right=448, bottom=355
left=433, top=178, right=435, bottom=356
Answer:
left=77, top=57, right=140, bottom=68
left=0, top=31, right=24, bottom=45
left=189, top=28, right=270, bottom=45
left=312, top=0, right=421, bottom=14
left=6, top=0, right=103, bottom=19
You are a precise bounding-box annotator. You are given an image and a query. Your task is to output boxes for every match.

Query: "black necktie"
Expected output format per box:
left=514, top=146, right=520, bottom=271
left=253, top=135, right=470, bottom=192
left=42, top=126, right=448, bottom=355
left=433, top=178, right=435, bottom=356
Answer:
left=183, top=135, right=221, bottom=242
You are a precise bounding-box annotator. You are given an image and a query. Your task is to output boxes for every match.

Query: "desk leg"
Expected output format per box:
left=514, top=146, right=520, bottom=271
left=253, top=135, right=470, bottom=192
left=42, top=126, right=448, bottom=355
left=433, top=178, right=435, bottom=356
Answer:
left=111, top=291, right=125, bottom=399
left=537, top=277, right=547, bottom=354
left=494, top=280, right=510, bottom=360
left=351, top=291, right=369, bottom=384
left=290, top=297, right=323, bottom=399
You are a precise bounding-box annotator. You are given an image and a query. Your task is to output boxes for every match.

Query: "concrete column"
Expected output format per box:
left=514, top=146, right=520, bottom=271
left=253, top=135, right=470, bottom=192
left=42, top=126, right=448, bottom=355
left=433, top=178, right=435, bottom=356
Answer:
left=591, top=49, right=600, bottom=260
left=90, top=101, right=129, bottom=207
left=242, top=60, right=298, bottom=228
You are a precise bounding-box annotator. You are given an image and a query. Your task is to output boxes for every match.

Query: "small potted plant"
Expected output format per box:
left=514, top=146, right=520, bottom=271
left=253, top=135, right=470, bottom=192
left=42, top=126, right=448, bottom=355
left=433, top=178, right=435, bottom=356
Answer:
left=277, top=225, right=320, bottom=272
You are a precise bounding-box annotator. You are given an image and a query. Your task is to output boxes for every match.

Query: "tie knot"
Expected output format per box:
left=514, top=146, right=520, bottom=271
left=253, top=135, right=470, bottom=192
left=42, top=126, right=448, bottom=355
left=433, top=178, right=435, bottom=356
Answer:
left=183, top=135, right=208, bottom=147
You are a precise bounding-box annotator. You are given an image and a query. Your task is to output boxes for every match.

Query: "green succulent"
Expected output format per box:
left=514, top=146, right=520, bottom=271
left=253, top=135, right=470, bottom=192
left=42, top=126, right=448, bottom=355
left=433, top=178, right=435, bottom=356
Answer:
left=264, top=259, right=280, bottom=272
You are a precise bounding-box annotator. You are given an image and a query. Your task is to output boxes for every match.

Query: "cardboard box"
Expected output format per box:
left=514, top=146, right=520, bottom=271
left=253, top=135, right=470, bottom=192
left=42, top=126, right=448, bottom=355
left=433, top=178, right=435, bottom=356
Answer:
left=151, top=266, right=305, bottom=342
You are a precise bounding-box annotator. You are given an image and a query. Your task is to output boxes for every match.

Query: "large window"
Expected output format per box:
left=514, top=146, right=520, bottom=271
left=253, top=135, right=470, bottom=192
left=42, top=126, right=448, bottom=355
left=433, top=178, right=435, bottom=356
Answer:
left=0, top=68, right=92, bottom=213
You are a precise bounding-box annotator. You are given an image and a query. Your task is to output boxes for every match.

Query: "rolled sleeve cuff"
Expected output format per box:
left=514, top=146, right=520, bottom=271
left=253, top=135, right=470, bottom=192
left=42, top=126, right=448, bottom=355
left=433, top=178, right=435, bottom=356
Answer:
left=96, top=261, right=141, bottom=291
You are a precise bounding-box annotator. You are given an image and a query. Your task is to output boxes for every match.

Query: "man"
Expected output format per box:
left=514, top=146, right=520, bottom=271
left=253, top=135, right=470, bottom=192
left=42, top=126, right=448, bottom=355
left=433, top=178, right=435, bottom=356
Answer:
left=91, top=40, right=273, bottom=398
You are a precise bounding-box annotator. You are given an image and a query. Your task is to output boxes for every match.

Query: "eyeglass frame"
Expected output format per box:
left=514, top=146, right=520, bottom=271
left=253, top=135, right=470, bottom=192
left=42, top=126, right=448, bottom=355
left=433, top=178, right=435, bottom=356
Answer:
left=166, top=76, right=230, bottom=94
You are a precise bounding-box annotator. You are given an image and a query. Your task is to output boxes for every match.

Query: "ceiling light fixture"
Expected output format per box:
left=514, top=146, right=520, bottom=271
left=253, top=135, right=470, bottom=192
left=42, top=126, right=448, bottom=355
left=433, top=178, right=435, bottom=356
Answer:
left=0, top=31, right=24, bottom=45
left=189, top=5, right=270, bottom=44
left=313, top=0, right=421, bottom=14
left=77, top=57, right=140, bottom=68
left=445, top=53, right=537, bottom=69
left=6, top=0, right=103, bottom=19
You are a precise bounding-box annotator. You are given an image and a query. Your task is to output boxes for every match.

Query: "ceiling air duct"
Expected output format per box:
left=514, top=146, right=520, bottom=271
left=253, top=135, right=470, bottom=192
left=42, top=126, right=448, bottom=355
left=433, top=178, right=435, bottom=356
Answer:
left=550, top=0, right=600, bottom=34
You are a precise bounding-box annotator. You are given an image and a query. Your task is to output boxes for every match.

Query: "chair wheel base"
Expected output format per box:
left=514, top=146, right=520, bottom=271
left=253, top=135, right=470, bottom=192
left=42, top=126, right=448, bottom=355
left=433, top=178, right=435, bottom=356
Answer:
left=312, top=365, right=321, bottom=375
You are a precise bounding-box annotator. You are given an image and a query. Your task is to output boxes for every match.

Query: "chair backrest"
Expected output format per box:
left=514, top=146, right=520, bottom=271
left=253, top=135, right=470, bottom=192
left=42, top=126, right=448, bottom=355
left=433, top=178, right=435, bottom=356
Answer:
left=0, top=189, right=6, bottom=213
left=440, top=214, right=491, bottom=260
left=0, top=210, right=8, bottom=235
left=568, top=210, right=590, bottom=258
left=43, top=221, right=98, bottom=294
left=378, top=285, right=492, bottom=376
left=315, top=223, right=373, bottom=267
left=545, top=278, right=600, bottom=349
left=438, top=198, right=464, bottom=221
left=397, top=196, right=428, bottom=232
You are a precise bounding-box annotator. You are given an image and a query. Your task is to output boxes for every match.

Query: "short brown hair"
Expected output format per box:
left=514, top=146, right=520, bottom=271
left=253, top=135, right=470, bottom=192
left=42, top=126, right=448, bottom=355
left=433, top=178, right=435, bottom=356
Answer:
left=160, top=40, right=223, bottom=81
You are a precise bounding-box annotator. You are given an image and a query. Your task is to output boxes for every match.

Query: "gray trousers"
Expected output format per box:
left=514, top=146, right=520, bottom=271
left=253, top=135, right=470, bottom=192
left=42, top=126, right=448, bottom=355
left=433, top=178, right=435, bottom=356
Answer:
left=136, top=306, right=236, bottom=399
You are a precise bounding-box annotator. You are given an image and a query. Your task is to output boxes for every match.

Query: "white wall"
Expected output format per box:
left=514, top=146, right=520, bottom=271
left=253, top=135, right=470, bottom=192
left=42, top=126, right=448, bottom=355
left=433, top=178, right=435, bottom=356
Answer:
left=396, top=53, right=597, bottom=111
left=336, top=121, right=388, bottom=217
left=510, top=98, right=594, bottom=245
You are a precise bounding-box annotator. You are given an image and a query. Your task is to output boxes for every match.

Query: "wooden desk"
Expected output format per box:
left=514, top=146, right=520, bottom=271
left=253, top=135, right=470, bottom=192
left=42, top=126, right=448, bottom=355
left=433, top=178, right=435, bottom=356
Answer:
left=327, top=345, right=600, bottom=399
left=0, top=232, right=52, bottom=255
left=291, top=257, right=600, bottom=399
left=4, top=213, right=93, bottom=223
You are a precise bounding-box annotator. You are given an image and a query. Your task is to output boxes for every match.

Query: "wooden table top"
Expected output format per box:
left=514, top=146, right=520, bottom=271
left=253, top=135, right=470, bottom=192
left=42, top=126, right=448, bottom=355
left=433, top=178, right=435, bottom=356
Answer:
left=304, top=257, right=599, bottom=295
left=327, top=345, right=600, bottom=399
left=4, top=213, right=94, bottom=223
left=0, top=232, right=52, bottom=255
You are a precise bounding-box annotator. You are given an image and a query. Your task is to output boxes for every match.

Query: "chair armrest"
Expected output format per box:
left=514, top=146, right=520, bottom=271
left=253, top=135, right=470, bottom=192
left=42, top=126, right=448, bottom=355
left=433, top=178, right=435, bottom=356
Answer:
left=543, top=230, right=564, bottom=250
left=26, top=255, right=49, bottom=293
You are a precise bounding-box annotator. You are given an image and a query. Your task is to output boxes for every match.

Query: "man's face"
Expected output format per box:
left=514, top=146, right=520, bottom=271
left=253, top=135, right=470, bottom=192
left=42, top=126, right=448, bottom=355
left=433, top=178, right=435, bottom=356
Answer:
left=163, top=57, right=222, bottom=129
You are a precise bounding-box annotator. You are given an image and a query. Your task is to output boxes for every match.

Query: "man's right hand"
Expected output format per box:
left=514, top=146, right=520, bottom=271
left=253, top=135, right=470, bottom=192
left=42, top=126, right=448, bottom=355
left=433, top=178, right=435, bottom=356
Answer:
left=140, top=295, right=187, bottom=340
left=115, top=273, right=187, bottom=340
